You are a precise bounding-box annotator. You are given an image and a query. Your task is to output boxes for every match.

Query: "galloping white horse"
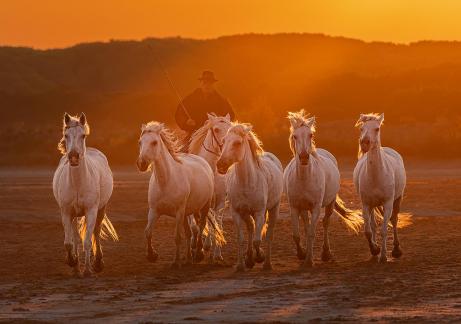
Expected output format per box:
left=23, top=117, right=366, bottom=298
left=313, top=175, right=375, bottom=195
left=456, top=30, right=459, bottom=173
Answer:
left=137, top=121, right=222, bottom=267
left=217, top=123, right=283, bottom=271
left=53, top=113, right=118, bottom=277
left=189, top=113, right=231, bottom=262
left=284, top=110, right=362, bottom=267
left=353, top=113, right=406, bottom=263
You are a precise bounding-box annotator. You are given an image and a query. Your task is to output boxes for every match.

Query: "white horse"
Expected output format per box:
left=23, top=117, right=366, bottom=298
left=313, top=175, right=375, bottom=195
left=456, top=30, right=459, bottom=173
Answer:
left=217, top=123, right=283, bottom=271
left=189, top=113, right=231, bottom=262
left=53, top=113, right=118, bottom=277
left=284, top=110, right=362, bottom=268
left=137, top=121, right=222, bottom=267
left=353, top=113, right=406, bottom=263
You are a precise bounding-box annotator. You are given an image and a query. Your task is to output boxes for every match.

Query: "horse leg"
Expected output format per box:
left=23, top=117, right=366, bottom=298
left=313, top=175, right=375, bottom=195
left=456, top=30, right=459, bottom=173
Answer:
left=391, top=197, right=403, bottom=258
left=70, top=217, right=80, bottom=276
left=194, top=203, right=210, bottom=263
left=212, top=196, right=226, bottom=263
left=91, top=207, right=107, bottom=273
left=172, top=208, right=185, bottom=268
left=363, top=205, right=380, bottom=256
left=183, top=213, right=193, bottom=265
left=263, top=204, right=279, bottom=271
left=232, top=209, right=245, bottom=272
left=83, top=206, right=98, bottom=277
left=321, top=202, right=334, bottom=262
left=62, top=208, right=78, bottom=269
left=379, top=199, right=394, bottom=263
left=145, top=208, right=159, bottom=262
left=303, top=205, right=320, bottom=268
left=253, top=210, right=266, bottom=264
left=290, top=206, right=305, bottom=260
left=244, top=214, right=255, bottom=269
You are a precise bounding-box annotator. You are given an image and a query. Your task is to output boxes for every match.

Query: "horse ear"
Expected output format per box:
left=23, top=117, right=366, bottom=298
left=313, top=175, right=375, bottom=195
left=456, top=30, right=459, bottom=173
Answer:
left=307, top=116, right=316, bottom=128
left=207, top=113, right=215, bottom=121
left=141, top=123, right=147, bottom=131
left=288, top=116, right=298, bottom=129
left=355, top=114, right=364, bottom=127
left=225, top=113, right=231, bottom=121
left=378, top=113, right=384, bottom=124
left=79, top=112, right=86, bottom=125
left=64, top=112, right=71, bottom=125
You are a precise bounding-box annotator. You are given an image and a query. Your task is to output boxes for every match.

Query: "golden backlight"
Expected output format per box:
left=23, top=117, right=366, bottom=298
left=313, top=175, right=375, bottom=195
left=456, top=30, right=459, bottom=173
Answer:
left=3, top=0, right=461, bottom=48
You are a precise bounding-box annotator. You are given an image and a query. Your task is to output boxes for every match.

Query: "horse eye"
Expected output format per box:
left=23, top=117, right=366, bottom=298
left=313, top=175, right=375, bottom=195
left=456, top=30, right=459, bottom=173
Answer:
left=309, top=134, right=313, bottom=138
left=65, top=134, right=69, bottom=139
left=81, top=134, right=86, bottom=139
left=375, top=128, right=379, bottom=132
left=293, top=135, right=297, bottom=140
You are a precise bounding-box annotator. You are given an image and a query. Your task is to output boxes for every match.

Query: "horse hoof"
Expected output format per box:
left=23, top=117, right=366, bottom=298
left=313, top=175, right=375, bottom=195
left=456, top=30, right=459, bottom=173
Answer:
left=392, top=246, right=403, bottom=258
left=65, top=253, right=78, bottom=267
left=255, top=252, right=265, bottom=264
left=194, top=249, right=205, bottom=263
left=321, top=249, right=333, bottom=262
left=245, top=256, right=255, bottom=269
left=379, top=255, right=388, bottom=263
left=262, top=263, right=273, bottom=271
left=370, top=244, right=381, bottom=256
left=147, top=251, right=159, bottom=263
left=296, top=248, right=306, bottom=260
left=236, top=264, right=245, bottom=272
left=92, top=258, right=104, bottom=273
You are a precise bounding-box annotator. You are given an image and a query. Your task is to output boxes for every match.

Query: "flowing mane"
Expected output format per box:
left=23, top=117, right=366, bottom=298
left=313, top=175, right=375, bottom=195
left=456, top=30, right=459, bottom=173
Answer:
left=189, top=120, right=212, bottom=155
left=142, top=121, right=182, bottom=163
left=287, top=109, right=317, bottom=157
left=189, top=114, right=232, bottom=155
left=354, top=112, right=383, bottom=127
left=355, top=112, right=384, bottom=159
left=57, top=115, right=90, bottom=154
left=229, top=122, right=264, bottom=167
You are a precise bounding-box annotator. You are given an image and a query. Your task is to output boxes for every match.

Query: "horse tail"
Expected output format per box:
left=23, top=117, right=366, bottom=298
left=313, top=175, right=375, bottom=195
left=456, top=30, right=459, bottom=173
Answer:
left=334, top=196, right=363, bottom=233
left=205, top=209, right=226, bottom=247
left=77, top=214, right=119, bottom=254
left=99, top=214, right=119, bottom=242
left=374, top=206, right=385, bottom=222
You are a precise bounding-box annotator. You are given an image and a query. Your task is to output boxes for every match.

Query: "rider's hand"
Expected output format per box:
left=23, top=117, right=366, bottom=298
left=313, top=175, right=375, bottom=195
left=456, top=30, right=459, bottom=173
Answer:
left=186, top=119, right=196, bottom=127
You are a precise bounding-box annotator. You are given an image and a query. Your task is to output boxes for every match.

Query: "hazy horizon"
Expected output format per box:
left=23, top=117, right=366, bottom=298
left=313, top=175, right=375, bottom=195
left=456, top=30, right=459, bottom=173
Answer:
left=4, top=1, right=461, bottom=49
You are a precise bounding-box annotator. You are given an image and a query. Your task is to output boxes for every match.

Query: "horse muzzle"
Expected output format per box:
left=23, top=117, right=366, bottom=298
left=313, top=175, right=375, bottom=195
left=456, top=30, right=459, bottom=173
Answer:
left=68, top=151, right=80, bottom=166
left=298, top=151, right=309, bottom=165
left=137, top=158, right=149, bottom=172
left=360, top=138, right=371, bottom=153
left=217, top=159, right=230, bottom=175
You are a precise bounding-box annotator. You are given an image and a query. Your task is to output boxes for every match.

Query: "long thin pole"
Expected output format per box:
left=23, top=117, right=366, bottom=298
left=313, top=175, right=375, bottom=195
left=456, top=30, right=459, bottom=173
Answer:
left=147, top=45, right=192, bottom=120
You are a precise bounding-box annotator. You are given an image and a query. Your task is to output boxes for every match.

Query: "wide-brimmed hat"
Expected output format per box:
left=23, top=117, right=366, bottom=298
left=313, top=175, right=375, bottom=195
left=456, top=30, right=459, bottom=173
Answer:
left=198, top=70, right=218, bottom=83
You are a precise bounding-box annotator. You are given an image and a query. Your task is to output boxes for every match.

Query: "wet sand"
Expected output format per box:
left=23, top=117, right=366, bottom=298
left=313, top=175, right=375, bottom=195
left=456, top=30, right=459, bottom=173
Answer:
left=0, top=162, right=460, bottom=323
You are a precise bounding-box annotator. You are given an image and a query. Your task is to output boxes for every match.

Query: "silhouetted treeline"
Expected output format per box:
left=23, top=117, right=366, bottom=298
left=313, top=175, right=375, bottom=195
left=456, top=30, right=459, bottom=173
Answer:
left=1, top=33, right=460, bottom=166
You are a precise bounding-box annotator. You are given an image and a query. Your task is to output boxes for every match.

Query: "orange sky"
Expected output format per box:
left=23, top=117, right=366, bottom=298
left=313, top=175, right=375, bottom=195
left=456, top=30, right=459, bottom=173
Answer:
left=2, top=0, right=461, bottom=49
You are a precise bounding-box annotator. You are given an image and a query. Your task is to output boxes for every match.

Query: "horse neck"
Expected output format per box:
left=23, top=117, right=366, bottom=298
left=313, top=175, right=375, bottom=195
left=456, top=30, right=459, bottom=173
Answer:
left=365, top=139, right=385, bottom=181
left=68, top=155, right=90, bottom=190
left=152, top=143, right=177, bottom=186
left=198, top=130, right=219, bottom=171
left=234, top=141, right=259, bottom=187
